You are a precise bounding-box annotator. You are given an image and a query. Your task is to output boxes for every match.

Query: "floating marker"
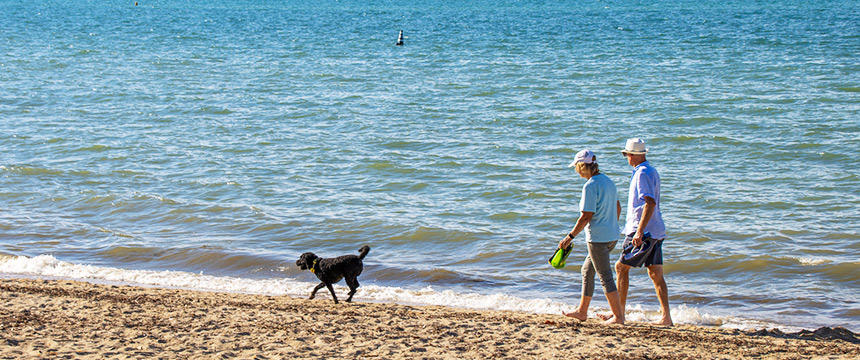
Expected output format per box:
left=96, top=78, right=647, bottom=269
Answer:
left=396, top=30, right=404, bottom=46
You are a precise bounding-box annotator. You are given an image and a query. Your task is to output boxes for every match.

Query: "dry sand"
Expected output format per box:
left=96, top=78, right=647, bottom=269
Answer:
left=0, top=278, right=856, bottom=359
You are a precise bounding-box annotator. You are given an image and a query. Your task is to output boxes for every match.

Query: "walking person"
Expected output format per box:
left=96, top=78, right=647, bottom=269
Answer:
left=611, top=138, right=673, bottom=326
left=558, top=149, right=625, bottom=325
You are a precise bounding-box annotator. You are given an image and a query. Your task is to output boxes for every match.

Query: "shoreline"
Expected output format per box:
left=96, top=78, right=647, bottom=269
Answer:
left=0, top=255, right=843, bottom=333
left=0, top=279, right=857, bottom=359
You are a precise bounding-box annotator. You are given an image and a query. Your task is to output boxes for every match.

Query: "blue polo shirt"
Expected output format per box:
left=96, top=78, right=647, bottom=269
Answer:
left=623, top=161, right=666, bottom=239
left=579, top=173, right=620, bottom=243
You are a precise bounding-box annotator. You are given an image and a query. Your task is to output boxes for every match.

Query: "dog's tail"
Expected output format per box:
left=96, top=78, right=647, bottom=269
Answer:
left=358, top=245, right=370, bottom=260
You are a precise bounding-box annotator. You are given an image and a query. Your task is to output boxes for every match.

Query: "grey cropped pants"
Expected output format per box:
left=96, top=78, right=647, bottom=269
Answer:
left=581, top=240, right=618, bottom=297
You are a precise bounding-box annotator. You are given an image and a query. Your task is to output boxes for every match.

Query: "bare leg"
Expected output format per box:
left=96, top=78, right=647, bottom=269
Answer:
left=647, top=265, right=673, bottom=326
left=603, top=290, right=625, bottom=325
left=602, top=261, right=631, bottom=324
left=566, top=250, right=597, bottom=321
left=563, top=296, right=591, bottom=321
left=615, top=261, right=631, bottom=313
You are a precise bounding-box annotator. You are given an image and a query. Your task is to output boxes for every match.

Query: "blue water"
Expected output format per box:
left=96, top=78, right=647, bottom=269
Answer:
left=1, top=0, right=858, bottom=331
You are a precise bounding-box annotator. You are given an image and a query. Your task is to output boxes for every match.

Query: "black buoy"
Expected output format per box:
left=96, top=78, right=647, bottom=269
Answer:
left=396, top=30, right=404, bottom=46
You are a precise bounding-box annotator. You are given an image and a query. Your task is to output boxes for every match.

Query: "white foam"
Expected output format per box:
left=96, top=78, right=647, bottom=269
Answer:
left=0, top=254, right=796, bottom=331
left=0, top=254, right=308, bottom=296
left=793, top=256, right=831, bottom=266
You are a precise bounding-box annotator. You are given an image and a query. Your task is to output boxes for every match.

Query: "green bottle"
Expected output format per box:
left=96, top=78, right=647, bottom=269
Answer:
left=549, top=244, right=573, bottom=269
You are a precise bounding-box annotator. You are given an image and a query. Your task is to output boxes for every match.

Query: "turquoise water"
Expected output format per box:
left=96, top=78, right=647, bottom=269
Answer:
left=1, top=0, right=858, bottom=331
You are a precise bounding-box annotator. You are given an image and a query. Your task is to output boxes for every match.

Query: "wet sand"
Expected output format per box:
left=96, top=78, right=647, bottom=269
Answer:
left=0, top=278, right=856, bottom=359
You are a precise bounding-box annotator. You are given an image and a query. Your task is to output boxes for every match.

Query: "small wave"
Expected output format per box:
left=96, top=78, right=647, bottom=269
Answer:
left=363, top=160, right=414, bottom=174
left=73, top=144, right=112, bottom=152
left=96, top=226, right=134, bottom=239
left=381, top=140, right=436, bottom=151
left=524, top=191, right=551, bottom=199
left=809, top=96, right=841, bottom=103
left=822, top=232, right=860, bottom=241
left=703, top=200, right=794, bottom=211
left=474, top=162, right=518, bottom=172
left=792, top=257, right=832, bottom=266
left=197, top=106, right=233, bottom=115
left=488, top=211, right=528, bottom=221
left=192, top=179, right=242, bottom=187
left=470, top=90, right=498, bottom=97
left=673, top=254, right=859, bottom=284
left=100, top=246, right=163, bottom=258
left=376, top=181, right=428, bottom=192
left=393, top=226, right=485, bottom=245
left=97, top=246, right=289, bottom=275
left=73, top=49, right=98, bottom=56
left=132, top=193, right=182, bottom=205
left=514, top=148, right=537, bottom=155
left=433, top=160, right=464, bottom=168
left=79, top=193, right=118, bottom=204
left=820, top=262, right=860, bottom=283
left=371, top=266, right=496, bottom=286
left=111, top=170, right=148, bottom=177
left=478, top=188, right=539, bottom=200
left=0, top=165, right=63, bottom=176
left=671, top=255, right=749, bottom=274
left=665, top=117, right=722, bottom=126
left=222, top=148, right=255, bottom=154
left=835, top=86, right=860, bottom=93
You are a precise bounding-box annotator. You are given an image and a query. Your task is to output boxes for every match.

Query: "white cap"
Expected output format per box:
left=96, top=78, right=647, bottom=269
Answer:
left=568, top=149, right=596, bottom=168
left=621, top=138, right=648, bottom=155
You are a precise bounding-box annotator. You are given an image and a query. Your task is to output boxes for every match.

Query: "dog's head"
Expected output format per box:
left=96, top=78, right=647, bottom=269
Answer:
left=296, top=252, right=318, bottom=271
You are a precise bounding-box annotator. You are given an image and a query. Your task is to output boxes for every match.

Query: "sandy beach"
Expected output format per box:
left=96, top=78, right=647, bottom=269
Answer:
left=0, top=279, right=856, bottom=359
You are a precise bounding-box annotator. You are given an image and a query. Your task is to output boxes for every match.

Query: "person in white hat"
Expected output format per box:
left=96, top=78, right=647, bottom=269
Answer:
left=558, top=149, right=625, bottom=325
left=610, top=138, right=673, bottom=326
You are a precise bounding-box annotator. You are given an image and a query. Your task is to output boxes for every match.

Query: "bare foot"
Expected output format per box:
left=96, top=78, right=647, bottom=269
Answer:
left=562, top=310, right=587, bottom=321
left=654, top=317, right=673, bottom=327
left=595, top=313, right=611, bottom=321
left=602, top=315, right=624, bottom=325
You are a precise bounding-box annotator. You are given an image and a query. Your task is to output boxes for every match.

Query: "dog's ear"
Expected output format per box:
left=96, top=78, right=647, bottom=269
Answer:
left=296, top=253, right=316, bottom=270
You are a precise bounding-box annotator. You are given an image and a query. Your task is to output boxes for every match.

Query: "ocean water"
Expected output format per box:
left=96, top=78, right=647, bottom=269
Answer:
left=1, top=0, right=858, bottom=331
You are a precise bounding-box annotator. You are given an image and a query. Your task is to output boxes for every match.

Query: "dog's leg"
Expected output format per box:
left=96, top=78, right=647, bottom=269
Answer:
left=325, top=283, right=339, bottom=304
left=309, top=282, right=326, bottom=300
left=345, top=277, right=359, bottom=302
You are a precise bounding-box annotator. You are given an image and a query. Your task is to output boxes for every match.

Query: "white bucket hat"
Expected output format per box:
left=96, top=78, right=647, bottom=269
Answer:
left=621, top=138, right=648, bottom=155
left=568, top=149, right=596, bottom=168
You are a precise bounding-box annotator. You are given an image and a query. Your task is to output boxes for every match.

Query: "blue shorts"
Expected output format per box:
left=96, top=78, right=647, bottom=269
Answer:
left=621, top=235, right=664, bottom=267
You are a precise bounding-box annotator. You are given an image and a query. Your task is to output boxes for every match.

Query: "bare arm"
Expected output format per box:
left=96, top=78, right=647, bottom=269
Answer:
left=616, top=200, right=621, bottom=220
left=633, top=196, right=656, bottom=246
left=559, top=211, right=593, bottom=249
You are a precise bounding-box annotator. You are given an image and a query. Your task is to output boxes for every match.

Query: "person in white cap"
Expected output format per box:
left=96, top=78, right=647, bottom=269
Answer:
left=611, top=138, right=673, bottom=326
left=558, top=149, right=625, bottom=325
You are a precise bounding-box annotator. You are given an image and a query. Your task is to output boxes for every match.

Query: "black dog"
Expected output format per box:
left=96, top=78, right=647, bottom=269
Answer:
left=296, top=246, right=370, bottom=304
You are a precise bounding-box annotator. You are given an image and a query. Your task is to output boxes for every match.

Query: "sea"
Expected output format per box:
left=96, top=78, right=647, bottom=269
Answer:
left=1, top=0, right=857, bottom=332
